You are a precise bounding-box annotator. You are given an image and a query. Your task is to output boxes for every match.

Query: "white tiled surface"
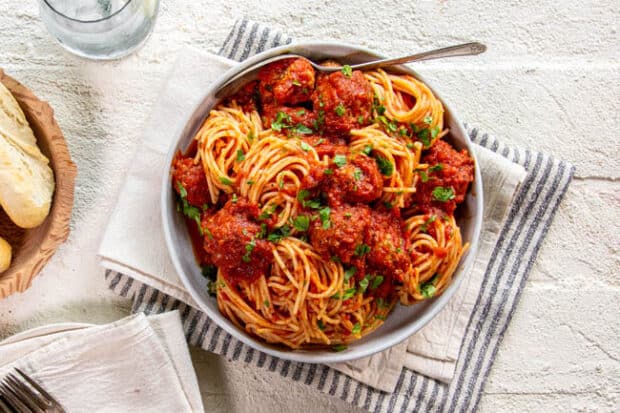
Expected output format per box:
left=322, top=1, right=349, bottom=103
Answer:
left=0, top=1, right=618, bottom=411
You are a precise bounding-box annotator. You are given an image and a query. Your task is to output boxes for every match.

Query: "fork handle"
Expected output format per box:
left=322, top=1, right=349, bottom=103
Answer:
left=348, top=42, right=487, bottom=71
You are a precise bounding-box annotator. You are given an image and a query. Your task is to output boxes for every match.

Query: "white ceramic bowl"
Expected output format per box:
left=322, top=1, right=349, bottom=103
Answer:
left=161, top=42, right=483, bottom=363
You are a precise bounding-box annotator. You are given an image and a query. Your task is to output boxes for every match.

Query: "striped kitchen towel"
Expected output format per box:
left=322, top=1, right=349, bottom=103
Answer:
left=103, top=19, right=574, bottom=412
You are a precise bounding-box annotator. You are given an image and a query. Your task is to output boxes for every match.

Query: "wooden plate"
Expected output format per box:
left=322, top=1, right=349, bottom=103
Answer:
left=0, top=69, right=77, bottom=299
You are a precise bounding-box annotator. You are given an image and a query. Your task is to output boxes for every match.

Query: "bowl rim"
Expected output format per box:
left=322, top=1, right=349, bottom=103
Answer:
left=161, top=40, right=484, bottom=363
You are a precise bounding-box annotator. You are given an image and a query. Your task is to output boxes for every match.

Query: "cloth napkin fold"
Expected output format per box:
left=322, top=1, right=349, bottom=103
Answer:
left=0, top=312, right=204, bottom=412
left=99, top=19, right=574, bottom=413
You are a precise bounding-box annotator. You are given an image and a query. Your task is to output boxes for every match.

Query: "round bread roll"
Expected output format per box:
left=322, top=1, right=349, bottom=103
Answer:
left=0, top=236, right=11, bottom=272
left=0, top=81, right=55, bottom=228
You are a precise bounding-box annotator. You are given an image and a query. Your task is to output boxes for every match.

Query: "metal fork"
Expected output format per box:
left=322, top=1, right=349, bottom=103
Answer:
left=0, top=368, right=65, bottom=413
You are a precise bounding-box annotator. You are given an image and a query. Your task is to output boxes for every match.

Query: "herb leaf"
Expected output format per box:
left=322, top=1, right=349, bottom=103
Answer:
left=335, top=103, right=346, bottom=116
left=375, top=156, right=394, bottom=177
left=432, top=187, right=455, bottom=202
left=242, top=239, right=256, bottom=263
left=293, top=215, right=310, bottom=231
left=351, top=322, right=361, bottom=334
left=341, top=65, right=353, bottom=78
left=333, top=154, right=347, bottom=168
left=319, top=207, right=331, bottom=229
left=219, top=176, right=233, bottom=185
left=344, top=266, right=357, bottom=281
left=370, top=275, right=384, bottom=289
left=236, top=149, right=245, bottom=162
left=354, top=243, right=371, bottom=257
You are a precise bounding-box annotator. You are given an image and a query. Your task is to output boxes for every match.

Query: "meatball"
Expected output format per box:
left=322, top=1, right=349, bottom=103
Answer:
left=258, top=58, right=315, bottom=106
left=172, top=153, right=210, bottom=207
left=202, top=198, right=273, bottom=285
left=364, top=209, right=411, bottom=283
left=309, top=204, right=371, bottom=265
left=327, top=154, right=383, bottom=205
left=311, top=70, right=373, bottom=135
left=227, top=80, right=258, bottom=112
left=410, top=139, right=475, bottom=214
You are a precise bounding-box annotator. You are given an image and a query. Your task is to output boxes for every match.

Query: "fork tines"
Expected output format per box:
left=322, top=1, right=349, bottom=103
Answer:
left=0, top=368, right=65, bottom=413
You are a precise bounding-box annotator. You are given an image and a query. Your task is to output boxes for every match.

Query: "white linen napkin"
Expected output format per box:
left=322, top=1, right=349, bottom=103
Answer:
left=0, top=312, right=204, bottom=412
left=98, top=47, right=526, bottom=391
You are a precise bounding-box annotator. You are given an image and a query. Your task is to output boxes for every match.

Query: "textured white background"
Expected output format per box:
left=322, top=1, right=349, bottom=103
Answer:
left=1, top=1, right=619, bottom=412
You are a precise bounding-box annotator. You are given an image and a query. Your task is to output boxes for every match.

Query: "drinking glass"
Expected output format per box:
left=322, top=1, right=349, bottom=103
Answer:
left=39, top=0, right=160, bottom=60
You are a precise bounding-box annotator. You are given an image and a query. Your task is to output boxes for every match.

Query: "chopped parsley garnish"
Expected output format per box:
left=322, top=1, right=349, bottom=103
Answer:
left=319, top=207, right=331, bottom=229
left=330, top=256, right=341, bottom=263
left=432, top=186, right=455, bottom=202
left=300, top=141, right=311, bottom=152
left=351, top=323, right=361, bottom=334
left=297, top=190, right=322, bottom=209
left=344, top=212, right=352, bottom=218
left=420, top=275, right=439, bottom=298
left=358, top=275, right=370, bottom=293
left=231, top=193, right=238, bottom=203
left=257, top=223, right=267, bottom=239
left=313, top=109, right=325, bottom=130
left=315, top=138, right=325, bottom=145
left=399, top=127, right=408, bottom=136
left=279, top=179, right=284, bottom=189
left=376, top=297, right=389, bottom=309
left=293, top=124, right=313, bottom=134
left=219, top=176, right=233, bottom=185
left=431, top=126, right=440, bottom=138
left=292, top=79, right=302, bottom=86
left=370, top=275, right=384, bottom=289
left=267, top=225, right=291, bottom=242
left=375, top=103, right=386, bottom=116
left=333, top=154, right=347, bottom=168
left=375, top=314, right=386, bottom=320
left=236, top=149, right=245, bottom=162
left=246, top=180, right=255, bottom=186
left=317, top=320, right=325, bottom=331
left=242, top=239, right=256, bottom=263
left=361, top=145, right=373, bottom=156
left=207, top=280, right=220, bottom=296
left=383, top=200, right=393, bottom=209
left=341, top=65, right=353, bottom=78
left=417, top=128, right=431, bottom=147
left=344, top=266, right=357, bottom=281
left=375, top=156, right=394, bottom=177
left=333, top=288, right=357, bottom=300
left=357, top=115, right=365, bottom=124
left=332, top=344, right=347, bottom=352
left=296, top=109, right=306, bottom=116
left=293, top=215, right=310, bottom=231
left=323, top=168, right=334, bottom=175
left=424, top=115, right=433, bottom=124
left=428, top=163, right=444, bottom=173
left=247, top=131, right=255, bottom=142
left=353, top=168, right=363, bottom=181
left=354, top=243, right=371, bottom=257
left=418, top=170, right=429, bottom=183
left=258, top=203, right=277, bottom=220
left=335, top=103, right=346, bottom=116
left=264, top=299, right=270, bottom=307
left=271, top=111, right=292, bottom=132
left=419, top=215, right=437, bottom=233
left=175, top=182, right=203, bottom=234
left=201, top=264, right=217, bottom=280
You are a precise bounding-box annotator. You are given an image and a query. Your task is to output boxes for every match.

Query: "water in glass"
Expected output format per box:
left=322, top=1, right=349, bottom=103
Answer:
left=40, top=0, right=159, bottom=60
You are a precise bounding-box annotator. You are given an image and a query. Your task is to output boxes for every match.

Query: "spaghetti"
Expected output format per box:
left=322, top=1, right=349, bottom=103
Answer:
left=171, top=57, right=475, bottom=349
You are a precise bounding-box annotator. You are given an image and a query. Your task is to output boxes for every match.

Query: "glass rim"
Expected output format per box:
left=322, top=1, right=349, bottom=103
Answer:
left=41, top=0, right=134, bottom=24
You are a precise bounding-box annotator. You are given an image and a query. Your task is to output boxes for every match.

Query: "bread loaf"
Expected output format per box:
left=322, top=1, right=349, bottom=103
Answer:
left=0, top=236, right=11, bottom=272
left=0, top=81, right=55, bottom=228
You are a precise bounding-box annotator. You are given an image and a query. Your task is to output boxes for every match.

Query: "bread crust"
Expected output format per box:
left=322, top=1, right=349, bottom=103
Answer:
left=0, top=236, right=11, bottom=273
left=0, top=82, right=55, bottom=228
